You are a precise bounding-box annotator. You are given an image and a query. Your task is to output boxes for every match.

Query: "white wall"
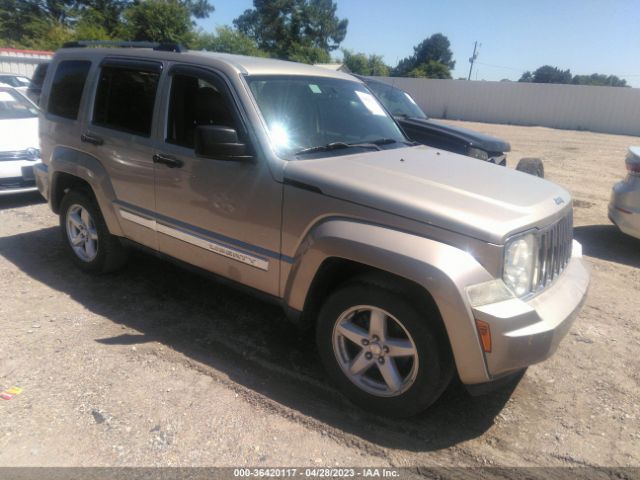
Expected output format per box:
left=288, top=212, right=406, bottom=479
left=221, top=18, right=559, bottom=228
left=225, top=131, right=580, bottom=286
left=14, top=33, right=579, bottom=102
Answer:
left=372, top=77, right=640, bottom=137
left=0, top=48, right=52, bottom=78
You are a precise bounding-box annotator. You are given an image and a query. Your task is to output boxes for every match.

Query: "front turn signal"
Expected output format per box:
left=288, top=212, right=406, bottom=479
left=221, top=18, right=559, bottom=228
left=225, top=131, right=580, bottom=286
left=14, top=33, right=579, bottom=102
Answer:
left=475, top=319, right=492, bottom=353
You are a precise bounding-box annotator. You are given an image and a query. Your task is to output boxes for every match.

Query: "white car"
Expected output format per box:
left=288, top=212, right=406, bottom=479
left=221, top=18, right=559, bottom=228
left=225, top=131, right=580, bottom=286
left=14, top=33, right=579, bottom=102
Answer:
left=0, top=86, right=42, bottom=195
left=609, top=147, right=640, bottom=239
left=0, top=73, right=31, bottom=95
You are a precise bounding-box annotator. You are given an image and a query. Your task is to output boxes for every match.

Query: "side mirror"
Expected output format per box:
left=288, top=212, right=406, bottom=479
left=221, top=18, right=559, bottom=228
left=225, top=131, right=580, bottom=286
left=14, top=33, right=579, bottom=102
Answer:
left=194, top=125, right=252, bottom=161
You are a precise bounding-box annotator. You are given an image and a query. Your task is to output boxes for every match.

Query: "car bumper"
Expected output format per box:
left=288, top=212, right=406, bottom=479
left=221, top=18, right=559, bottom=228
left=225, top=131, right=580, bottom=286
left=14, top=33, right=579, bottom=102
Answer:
left=608, top=176, right=640, bottom=239
left=470, top=241, right=589, bottom=380
left=34, top=162, right=49, bottom=200
left=0, top=159, right=41, bottom=195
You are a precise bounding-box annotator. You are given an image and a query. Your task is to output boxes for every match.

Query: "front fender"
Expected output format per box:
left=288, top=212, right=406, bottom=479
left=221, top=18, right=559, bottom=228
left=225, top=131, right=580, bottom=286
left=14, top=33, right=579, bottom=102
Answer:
left=50, top=146, right=123, bottom=236
left=284, top=219, right=495, bottom=384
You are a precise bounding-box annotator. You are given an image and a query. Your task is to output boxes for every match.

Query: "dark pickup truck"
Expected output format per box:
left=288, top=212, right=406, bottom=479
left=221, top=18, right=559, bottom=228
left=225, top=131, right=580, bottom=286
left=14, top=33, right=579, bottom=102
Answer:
left=362, top=76, right=544, bottom=177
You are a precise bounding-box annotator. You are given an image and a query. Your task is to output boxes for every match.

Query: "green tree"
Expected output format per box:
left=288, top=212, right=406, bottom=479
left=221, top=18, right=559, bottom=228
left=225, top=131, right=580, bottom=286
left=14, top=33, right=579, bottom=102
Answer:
left=406, top=60, right=451, bottom=79
left=193, top=26, right=267, bottom=56
left=0, top=0, right=215, bottom=49
left=233, top=0, right=348, bottom=63
left=0, top=0, right=75, bottom=47
left=288, top=44, right=330, bottom=63
left=342, top=49, right=389, bottom=76
left=519, top=65, right=572, bottom=84
left=572, top=73, right=627, bottom=87
left=74, top=0, right=129, bottom=38
left=123, top=0, right=192, bottom=43
left=518, top=71, right=533, bottom=82
left=392, top=33, right=454, bottom=78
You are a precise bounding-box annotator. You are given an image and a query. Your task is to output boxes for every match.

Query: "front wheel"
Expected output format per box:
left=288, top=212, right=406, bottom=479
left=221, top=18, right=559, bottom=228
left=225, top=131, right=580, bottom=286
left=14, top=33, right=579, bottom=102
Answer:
left=316, top=281, right=453, bottom=417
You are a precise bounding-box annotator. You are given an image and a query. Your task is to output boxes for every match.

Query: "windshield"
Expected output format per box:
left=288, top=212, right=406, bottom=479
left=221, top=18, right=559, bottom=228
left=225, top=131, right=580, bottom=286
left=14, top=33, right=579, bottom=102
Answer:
left=0, top=89, right=38, bottom=119
left=367, top=81, right=427, bottom=120
left=0, top=75, right=30, bottom=88
left=247, top=75, right=407, bottom=158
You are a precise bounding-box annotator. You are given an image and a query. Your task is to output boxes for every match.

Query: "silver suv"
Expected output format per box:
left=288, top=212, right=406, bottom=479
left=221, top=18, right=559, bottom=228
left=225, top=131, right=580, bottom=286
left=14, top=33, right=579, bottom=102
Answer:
left=35, top=44, right=589, bottom=416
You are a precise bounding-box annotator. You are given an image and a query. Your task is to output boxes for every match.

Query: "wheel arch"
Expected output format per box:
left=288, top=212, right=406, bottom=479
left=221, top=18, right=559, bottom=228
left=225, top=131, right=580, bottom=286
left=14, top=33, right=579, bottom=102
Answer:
left=49, top=146, right=123, bottom=236
left=283, top=218, right=495, bottom=384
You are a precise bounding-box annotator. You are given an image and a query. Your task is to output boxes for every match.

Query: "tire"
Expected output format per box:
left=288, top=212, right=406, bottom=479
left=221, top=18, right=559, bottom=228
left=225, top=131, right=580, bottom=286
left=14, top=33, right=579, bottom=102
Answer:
left=516, top=157, right=545, bottom=178
left=59, top=189, right=127, bottom=273
left=316, top=281, right=454, bottom=417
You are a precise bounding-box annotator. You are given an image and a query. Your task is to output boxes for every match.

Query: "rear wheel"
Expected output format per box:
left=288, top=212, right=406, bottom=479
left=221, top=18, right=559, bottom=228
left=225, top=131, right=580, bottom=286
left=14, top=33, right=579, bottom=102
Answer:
left=516, top=157, right=545, bottom=178
left=316, top=281, right=454, bottom=417
left=59, top=190, right=127, bottom=273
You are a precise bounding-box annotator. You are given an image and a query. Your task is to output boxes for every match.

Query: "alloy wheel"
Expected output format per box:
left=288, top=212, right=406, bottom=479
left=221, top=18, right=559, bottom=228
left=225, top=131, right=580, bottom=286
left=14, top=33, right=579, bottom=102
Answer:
left=66, top=204, right=99, bottom=262
left=332, top=305, right=419, bottom=397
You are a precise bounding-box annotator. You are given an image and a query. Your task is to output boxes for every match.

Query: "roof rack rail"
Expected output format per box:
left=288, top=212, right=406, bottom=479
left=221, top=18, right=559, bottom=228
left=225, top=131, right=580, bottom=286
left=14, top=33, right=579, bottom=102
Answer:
left=61, top=40, right=186, bottom=52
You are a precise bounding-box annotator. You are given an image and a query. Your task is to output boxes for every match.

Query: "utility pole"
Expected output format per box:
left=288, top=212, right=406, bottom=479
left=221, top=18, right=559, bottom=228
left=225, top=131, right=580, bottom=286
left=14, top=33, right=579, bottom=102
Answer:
left=468, top=41, right=479, bottom=80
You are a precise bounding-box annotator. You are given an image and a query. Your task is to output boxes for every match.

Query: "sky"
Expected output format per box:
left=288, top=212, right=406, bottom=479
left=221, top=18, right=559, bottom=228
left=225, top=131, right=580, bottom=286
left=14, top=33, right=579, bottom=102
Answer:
left=196, top=0, right=640, bottom=87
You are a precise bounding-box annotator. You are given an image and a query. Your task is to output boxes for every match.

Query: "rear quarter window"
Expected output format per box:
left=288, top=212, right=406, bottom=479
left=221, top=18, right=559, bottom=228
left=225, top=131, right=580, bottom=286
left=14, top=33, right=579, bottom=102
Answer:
left=48, top=60, right=91, bottom=120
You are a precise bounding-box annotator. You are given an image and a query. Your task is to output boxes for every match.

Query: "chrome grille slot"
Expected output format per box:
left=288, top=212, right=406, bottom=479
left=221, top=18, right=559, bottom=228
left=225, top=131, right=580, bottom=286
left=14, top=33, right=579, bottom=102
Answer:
left=533, top=211, right=573, bottom=292
left=0, top=150, right=33, bottom=162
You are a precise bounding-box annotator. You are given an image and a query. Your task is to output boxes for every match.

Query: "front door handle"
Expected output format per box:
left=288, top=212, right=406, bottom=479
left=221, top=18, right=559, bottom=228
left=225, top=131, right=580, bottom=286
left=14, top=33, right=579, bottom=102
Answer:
left=153, top=154, right=183, bottom=169
left=81, top=133, right=104, bottom=146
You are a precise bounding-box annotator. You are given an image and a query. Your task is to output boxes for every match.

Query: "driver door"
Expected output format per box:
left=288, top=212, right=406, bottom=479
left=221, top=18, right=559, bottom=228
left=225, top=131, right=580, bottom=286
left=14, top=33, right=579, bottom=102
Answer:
left=153, top=65, right=282, bottom=295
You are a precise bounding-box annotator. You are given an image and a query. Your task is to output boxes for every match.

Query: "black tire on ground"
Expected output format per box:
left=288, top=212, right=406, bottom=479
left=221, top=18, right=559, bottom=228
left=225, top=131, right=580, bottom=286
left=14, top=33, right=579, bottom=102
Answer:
left=316, top=280, right=454, bottom=417
left=59, top=189, right=128, bottom=274
left=516, top=157, right=545, bottom=178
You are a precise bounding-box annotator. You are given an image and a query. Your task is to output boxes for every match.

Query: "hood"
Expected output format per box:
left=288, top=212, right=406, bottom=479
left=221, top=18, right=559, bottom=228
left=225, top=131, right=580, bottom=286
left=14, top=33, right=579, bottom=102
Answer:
left=0, top=117, right=39, bottom=152
left=284, top=145, right=571, bottom=244
left=398, top=117, right=511, bottom=153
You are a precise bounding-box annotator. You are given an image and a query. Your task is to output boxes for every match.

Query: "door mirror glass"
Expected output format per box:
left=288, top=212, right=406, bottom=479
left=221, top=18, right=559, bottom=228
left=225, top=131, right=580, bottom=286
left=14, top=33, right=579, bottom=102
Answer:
left=195, top=125, right=252, bottom=160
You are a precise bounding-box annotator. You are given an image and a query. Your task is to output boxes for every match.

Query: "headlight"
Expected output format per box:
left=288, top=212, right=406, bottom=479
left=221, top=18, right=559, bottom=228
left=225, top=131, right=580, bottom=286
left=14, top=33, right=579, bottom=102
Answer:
left=503, top=233, right=536, bottom=296
left=467, top=147, right=489, bottom=161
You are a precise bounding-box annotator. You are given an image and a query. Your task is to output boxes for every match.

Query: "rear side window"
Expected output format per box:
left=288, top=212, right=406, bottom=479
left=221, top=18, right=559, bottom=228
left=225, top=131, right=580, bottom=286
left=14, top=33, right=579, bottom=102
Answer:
left=93, top=66, right=160, bottom=136
left=48, top=60, right=91, bottom=119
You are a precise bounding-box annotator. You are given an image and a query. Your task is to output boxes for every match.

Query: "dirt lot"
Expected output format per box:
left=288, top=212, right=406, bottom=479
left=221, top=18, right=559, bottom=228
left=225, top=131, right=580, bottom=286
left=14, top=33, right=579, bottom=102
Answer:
left=0, top=121, right=639, bottom=469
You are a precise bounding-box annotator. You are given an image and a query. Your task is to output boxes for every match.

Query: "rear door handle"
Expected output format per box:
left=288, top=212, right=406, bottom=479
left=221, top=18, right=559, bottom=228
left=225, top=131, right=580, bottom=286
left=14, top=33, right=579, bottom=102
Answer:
left=80, top=133, right=104, bottom=146
left=153, top=154, right=183, bottom=169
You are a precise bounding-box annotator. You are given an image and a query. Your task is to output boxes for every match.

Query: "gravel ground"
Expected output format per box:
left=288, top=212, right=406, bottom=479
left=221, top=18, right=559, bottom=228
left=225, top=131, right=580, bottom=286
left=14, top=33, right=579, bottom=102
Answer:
left=0, top=121, right=639, bottom=469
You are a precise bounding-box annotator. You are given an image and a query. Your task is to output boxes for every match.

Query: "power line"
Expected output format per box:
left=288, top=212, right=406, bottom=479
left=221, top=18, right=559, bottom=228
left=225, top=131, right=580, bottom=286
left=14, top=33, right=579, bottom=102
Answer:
left=475, top=61, right=525, bottom=73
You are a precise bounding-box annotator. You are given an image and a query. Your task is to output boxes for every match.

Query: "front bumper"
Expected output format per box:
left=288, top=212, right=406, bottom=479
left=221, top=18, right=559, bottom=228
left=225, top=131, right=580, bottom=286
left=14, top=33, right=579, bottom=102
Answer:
left=34, top=162, right=49, bottom=200
left=0, top=159, right=41, bottom=196
left=471, top=242, right=590, bottom=379
left=608, top=177, right=640, bottom=239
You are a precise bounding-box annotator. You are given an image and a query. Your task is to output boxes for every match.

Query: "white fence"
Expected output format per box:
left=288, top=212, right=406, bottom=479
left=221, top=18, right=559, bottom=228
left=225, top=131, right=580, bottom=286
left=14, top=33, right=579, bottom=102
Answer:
left=372, top=77, right=640, bottom=137
left=0, top=48, right=52, bottom=78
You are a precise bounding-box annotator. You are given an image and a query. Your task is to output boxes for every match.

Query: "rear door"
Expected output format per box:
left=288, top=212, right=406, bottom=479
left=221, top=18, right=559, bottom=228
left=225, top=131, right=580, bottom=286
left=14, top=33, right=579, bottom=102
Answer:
left=152, top=64, right=283, bottom=295
left=83, top=58, right=163, bottom=249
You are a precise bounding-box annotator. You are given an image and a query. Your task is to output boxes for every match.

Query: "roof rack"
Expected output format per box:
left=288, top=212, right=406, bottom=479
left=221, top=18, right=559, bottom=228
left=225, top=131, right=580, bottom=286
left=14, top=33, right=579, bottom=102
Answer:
left=61, top=40, right=186, bottom=52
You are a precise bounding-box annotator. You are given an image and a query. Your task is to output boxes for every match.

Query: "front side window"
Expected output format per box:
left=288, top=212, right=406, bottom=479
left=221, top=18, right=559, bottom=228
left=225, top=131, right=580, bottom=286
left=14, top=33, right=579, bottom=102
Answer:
left=0, top=89, right=38, bottom=120
left=93, top=66, right=160, bottom=136
left=246, top=75, right=407, bottom=158
left=166, top=73, right=237, bottom=149
left=48, top=60, right=91, bottom=119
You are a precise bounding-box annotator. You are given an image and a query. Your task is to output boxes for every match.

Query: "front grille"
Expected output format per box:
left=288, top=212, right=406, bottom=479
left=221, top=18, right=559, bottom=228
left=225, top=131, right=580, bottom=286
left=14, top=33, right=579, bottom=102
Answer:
left=0, top=150, right=37, bottom=162
left=0, top=176, right=35, bottom=190
left=532, top=211, right=573, bottom=292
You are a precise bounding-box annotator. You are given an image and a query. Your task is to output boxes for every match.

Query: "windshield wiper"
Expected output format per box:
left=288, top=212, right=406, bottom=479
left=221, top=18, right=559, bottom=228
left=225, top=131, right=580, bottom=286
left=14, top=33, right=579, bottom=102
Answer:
left=294, top=138, right=403, bottom=156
